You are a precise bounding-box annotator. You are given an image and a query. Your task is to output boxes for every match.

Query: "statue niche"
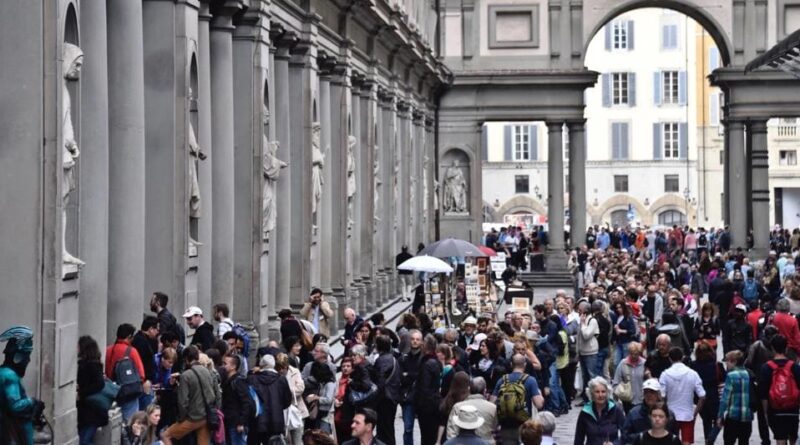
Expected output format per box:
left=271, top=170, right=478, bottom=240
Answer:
left=441, top=150, right=470, bottom=215
left=346, top=135, right=357, bottom=232
left=187, top=88, right=206, bottom=249
left=311, top=122, right=324, bottom=219
left=62, top=43, right=84, bottom=266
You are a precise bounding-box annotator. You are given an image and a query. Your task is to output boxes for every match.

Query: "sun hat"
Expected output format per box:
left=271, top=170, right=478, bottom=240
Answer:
left=451, top=405, right=485, bottom=430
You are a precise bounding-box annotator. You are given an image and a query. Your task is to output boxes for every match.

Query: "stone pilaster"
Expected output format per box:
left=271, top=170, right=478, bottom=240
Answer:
left=78, top=0, right=109, bottom=344
left=546, top=121, right=567, bottom=269
left=396, top=99, right=411, bottom=255
left=197, top=0, right=214, bottom=315
left=210, top=1, right=243, bottom=309
left=107, top=0, right=147, bottom=338
left=359, top=78, right=377, bottom=311
left=329, top=60, right=351, bottom=322
left=568, top=120, right=586, bottom=248
left=378, top=86, right=397, bottom=303
left=425, top=115, right=436, bottom=243
left=413, top=109, right=426, bottom=247
left=350, top=72, right=364, bottom=314
left=749, top=119, right=770, bottom=256
left=288, top=35, right=318, bottom=307
left=317, top=52, right=336, bottom=302
left=271, top=25, right=297, bottom=313
left=727, top=120, right=748, bottom=248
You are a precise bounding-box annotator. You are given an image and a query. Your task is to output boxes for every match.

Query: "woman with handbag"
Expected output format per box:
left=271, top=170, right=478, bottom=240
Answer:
left=275, top=353, right=308, bottom=445
left=611, top=342, right=646, bottom=413
left=77, top=335, right=109, bottom=445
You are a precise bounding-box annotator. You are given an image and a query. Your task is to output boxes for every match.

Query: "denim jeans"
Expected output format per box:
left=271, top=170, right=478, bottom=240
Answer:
left=402, top=403, right=416, bottom=445
left=579, top=354, right=597, bottom=401
left=138, top=390, right=154, bottom=411
left=595, top=347, right=609, bottom=379
left=119, top=398, right=139, bottom=423
left=226, top=426, right=247, bottom=445
left=545, top=362, right=567, bottom=412
left=78, top=425, right=98, bottom=445
left=615, top=342, right=630, bottom=367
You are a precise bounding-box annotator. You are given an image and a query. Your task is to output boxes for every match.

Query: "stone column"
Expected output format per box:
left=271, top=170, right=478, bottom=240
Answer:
left=317, top=54, right=335, bottom=300
left=727, top=120, right=748, bottom=248
left=288, top=39, right=317, bottom=307
left=568, top=120, right=587, bottom=248
left=749, top=120, right=770, bottom=256
left=210, top=4, right=241, bottom=308
left=272, top=28, right=297, bottom=312
left=329, top=63, right=350, bottom=319
left=396, top=100, right=410, bottom=255
left=546, top=122, right=567, bottom=268
left=413, top=110, right=426, bottom=246
left=232, top=7, right=266, bottom=323
left=78, top=0, right=109, bottom=343
left=379, top=88, right=396, bottom=303
left=197, top=1, right=214, bottom=313
left=349, top=74, right=364, bottom=314
left=107, top=0, right=146, bottom=337
left=359, top=80, right=376, bottom=311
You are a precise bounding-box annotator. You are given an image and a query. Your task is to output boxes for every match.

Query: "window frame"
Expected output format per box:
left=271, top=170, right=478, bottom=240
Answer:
left=780, top=150, right=798, bottom=166
left=612, top=21, right=629, bottom=50
left=512, top=125, right=530, bottom=161
left=514, top=175, right=530, bottom=194
left=664, top=174, right=680, bottom=193
left=662, top=71, right=680, bottom=104
left=613, top=175, right=629, bottom=193
left=662, top=122, right=680, bottom=159
left=612, top=72, right=629, bottom=105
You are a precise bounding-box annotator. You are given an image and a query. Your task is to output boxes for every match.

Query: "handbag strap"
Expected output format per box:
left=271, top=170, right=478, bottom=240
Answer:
left=189, top=366, right=210, bottom=408
left=386, top=357, right=398, bottom=383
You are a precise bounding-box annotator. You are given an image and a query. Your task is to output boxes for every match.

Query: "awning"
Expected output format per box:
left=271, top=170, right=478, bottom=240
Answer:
left=745, top=27, right=800, bottom=75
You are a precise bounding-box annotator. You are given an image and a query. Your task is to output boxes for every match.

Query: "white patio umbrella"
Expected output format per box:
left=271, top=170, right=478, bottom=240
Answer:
left=397, top=255, right=454, bottom=274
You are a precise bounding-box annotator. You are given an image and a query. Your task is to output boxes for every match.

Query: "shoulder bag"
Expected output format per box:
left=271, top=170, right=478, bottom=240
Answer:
left=189, top=367, right=224, bottom=442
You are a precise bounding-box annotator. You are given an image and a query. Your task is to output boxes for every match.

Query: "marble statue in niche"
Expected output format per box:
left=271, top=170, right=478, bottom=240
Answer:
left=346, top=135, right=357, bottom=231
left=62, top=43, right=84, bottom=266
left=443, top=161, right=468, bottom=214
left=311, top=122, right=324, bottom=217
left=422, top=155, right=429, bottom=219
left=433, top=179, right=440, bottom=212
left=392, top=154, right=399, bottom=230
left=262, top=140, right=287, bottom=238
left=187, top=91, right=206, bottom=248
left=409, top=175, right=416, bottom=226
left=373, top=145, right=381, bottom=225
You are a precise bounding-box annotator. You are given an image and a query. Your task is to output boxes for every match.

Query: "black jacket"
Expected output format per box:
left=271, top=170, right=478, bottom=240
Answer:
left=414, top=355, right=442, bottom=410
left=221, top=373, right=253, bottom=428
left=372, top=352, right=401, bottom=404
left=77, top=360, right=109, bottom=428
left=131, top=331, right=157, bottom=382
left=157, top=308, right=180, bottom=342
left=399, top=349, right=423, bottom=403
left=248, top=370, right=292, bottom=435
left=190, top=321, right=216, bottom=352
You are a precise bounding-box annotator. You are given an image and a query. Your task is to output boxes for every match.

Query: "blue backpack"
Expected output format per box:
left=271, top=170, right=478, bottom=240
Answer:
left=248, top=385, right=264, bottom=418
left=743, top=279, right=759, bottom=303
left=232, top=323, right=251, bottom=358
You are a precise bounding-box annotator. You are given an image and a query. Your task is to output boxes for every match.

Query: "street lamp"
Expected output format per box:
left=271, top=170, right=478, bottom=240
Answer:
left=534, top=185, right=542, bottom=200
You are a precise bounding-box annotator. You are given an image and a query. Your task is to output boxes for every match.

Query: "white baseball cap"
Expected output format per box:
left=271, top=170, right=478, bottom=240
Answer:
left=183, top=306, right=203, bottom=318
left=468, top=333, right=488, bottom=351
left=642, top=378, right=661, bottom=392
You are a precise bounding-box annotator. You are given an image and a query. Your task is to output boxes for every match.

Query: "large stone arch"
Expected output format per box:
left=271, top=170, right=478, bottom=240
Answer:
left=495, top=195, right=547, bottom=219
left=649, top=194, right=697, bottom=225
left=583, top=0, right=734, bottom=67
left=592, top=194, right=651, bottom=225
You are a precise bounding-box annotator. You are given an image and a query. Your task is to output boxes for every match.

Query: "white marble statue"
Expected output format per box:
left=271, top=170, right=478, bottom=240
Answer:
left=433, top=179, right=440, bottom=212
left=373, top=145, right=381, bottom=224
left=422, top=155, right=429, bottom=215
left=443, top=161, right=468, bottom=213
left=409, top=175, right=416, bottom=226
left=62, top=43, right=84, bottom=266
left=346, top=135, right=357, bottom=231
left=311, top=123, right=324, bottom=216
left=392, top=155, right=399, bottom=230
left=187, top=119, right=205, bottom=219
left=262, top=139, right=287, bottom=238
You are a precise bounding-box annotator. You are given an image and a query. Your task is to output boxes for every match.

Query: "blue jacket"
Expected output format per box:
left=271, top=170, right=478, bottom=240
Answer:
left=621, top=404, right=678, bottom=445
left=0, top=366, right=34, bottom=444
left=574, top=400, right=625, bottom=445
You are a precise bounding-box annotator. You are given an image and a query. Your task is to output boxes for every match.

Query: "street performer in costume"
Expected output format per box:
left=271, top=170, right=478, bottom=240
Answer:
left=0, top=326, right=44, bottom=444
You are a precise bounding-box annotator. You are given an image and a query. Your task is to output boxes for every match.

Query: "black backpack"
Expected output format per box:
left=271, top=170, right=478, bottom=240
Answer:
left=113, top=346, right=144, bottom=402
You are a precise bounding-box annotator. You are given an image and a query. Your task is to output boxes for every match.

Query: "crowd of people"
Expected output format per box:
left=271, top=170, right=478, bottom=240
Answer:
left=69, top=221, right=800, bottom=445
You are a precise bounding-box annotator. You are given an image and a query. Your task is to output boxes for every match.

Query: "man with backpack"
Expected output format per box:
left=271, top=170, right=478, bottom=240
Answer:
left=770, top=299, right=800, bottom=360
left=491, top=354, right=544, bottom=445
left=131, top=316, right=160, bottom=409
left=105, top=323, right=146, bottom=421
left=759, top=334, right=800, bottom=445
left=213, top=303, right=235, bottom=339
left=221, top=354, right=253, bottom=445
left=742, top=270, right=765, bottom=305
left=150, top=291, right=185, bottom=344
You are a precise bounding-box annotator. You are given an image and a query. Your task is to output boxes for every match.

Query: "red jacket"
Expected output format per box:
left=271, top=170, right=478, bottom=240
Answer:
left=105, top=340, right=146, bottom=382
left=772, top=312, right=800, bottom=353
left=746, top=309, right=763, bottom=340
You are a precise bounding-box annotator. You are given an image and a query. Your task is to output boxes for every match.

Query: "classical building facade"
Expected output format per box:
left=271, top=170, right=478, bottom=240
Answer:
left=0, top=0, right=444, bottom=441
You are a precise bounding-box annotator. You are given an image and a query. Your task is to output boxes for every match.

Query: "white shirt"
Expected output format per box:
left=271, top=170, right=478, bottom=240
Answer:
left=659, top=362, right=706, bottom=421
left=218, top=317, right=234, bottom=338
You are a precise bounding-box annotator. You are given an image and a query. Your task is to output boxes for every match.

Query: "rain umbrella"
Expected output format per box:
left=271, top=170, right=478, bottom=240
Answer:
left=398, top=255, right=454, bottom=273
left=479, top=245, right=497, bottom=257
left=417, top=238, right=486, bottom=258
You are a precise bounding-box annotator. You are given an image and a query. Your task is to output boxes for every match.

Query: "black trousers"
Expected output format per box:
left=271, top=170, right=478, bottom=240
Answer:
left=723, top=419, right=752, bottom=445
left=559, top=363, right=577, bottom=403
left=756, top=402, right=771, bottom=445
left=376, top=399, right=398, bottom=445
left=417, top=405, right=439, bottom=445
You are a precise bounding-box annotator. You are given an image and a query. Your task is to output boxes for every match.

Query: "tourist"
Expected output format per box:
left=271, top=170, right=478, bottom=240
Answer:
left=439, top=371, right=471, bottom=443
left=492, top=354, right=544, bottom=445
left=221, top=354, right=253, bottom=445
left=106, top=323, right=146, bottom=421
left=574, top=377, right=626, bottom=445
left=690, top=341, right=726, bottom=445
left=693, top=302, right=720, bottom=352
left=121, top=411, right=148, bottom=445
left=302, top=354, right=337, bottom=433
left=746, top=325, right=777, bottom=445
left=183, top=306, right=215, bottom=352
left=577, top=301, right=599, bottom=403
left=212, top=303, right=235, bottom=339
left=131, top=316, right=159, bottom=410
left=142, top=404, right=161, bottom=444
left=770, top=298, right=800, bottom=359
left=611, top=301, right=637, bottom=366
left=723, top=304, right=752, bottom=355
left=644, top=334, right=672, bottom=379
left=150, top=292, right=182, bottom=344
left=300, top=288, right=334, bottom=337
left=622, top=379, right=678, bottom=445
left=153, top=347, right=179, bottom=430
left=247, top=354, right=292, bottom=444
left=659, top=347, right=706, bottom=445
left=758, top=335, right=800, bottom=445
left=631, top=404, right=681, bottom=445
left=612, top=342, right=646, bottom=413
left=373, top=335, right=401, bottom=445
left=160, top=346, right=220, bottom=445
left=446, top=377, right=497, bottom=444
left=535, top=411, right=558, bottom=445
left=442, top=405, right=489, bottom=445
left=399, top=329, right=423, bottom=445
left=341, top=407, right=386, bottom=445
left=416, top=334, right=444, bottom=445
left=334, top=357, right=355, bottom=442
left=717, top=350, right=753, bottom=445
left=77, top=335, right=108, bottom=445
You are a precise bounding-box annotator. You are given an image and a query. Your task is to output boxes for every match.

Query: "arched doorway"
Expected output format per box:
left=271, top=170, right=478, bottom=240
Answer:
left=658, top=209, right=686, bottom=226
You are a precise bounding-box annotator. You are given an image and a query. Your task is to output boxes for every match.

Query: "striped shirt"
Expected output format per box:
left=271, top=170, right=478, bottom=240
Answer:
left=718, top=367, right=753, bottom=422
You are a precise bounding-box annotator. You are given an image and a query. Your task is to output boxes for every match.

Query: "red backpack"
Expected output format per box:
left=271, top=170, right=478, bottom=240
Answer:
left=767, top=360, right=800, bottom=410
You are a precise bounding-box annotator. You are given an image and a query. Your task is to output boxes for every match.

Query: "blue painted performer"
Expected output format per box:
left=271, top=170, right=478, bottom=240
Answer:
left=0, top=326, right=44, bottom=445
